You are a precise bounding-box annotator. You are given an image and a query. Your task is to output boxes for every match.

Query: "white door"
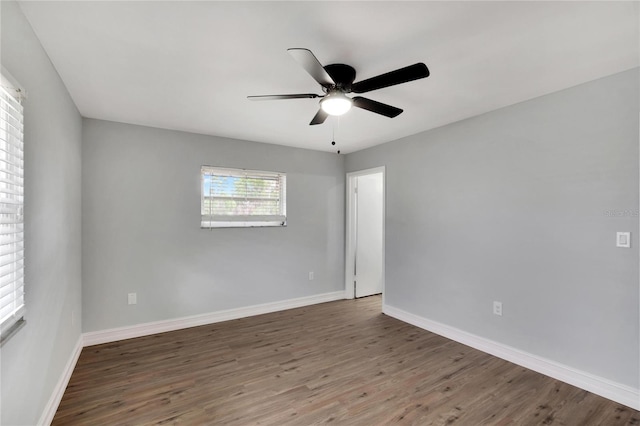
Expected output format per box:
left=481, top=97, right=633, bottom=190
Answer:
left=354, top=172, right=383, bottom=298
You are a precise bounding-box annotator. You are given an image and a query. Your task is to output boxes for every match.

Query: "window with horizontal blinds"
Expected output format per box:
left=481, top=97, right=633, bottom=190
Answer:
left=201, top=166, right=286, bottom=228
left=0, top=79, right=25, bottom=340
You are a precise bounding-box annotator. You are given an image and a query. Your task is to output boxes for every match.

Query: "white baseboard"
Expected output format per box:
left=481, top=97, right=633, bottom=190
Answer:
left=83, top=291, right=345, bottom=347
left=38, top=335, right=83, bottom=426
left=383, top=304, right=640, bottom=410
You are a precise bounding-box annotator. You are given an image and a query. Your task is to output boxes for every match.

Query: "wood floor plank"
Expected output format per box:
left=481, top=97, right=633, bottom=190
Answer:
left=53, top=296, right=639, bottom=425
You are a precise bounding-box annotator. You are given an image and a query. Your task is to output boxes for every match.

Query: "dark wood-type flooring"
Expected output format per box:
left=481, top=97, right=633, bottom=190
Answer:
left=53, top=296, right=639, bottom=425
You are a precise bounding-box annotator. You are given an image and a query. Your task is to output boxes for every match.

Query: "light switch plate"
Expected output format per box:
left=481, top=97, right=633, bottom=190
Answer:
left=616, top=232, right=631, bottom=248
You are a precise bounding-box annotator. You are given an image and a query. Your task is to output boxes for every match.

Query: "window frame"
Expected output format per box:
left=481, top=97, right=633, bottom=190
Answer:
left=200, top=166, right=287, bottom=229
left=0, top=70, right=26, bottom=344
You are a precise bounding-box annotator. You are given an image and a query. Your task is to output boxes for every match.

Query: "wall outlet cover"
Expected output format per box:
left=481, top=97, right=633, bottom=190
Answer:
left=493, top=301, right=503, bottom=316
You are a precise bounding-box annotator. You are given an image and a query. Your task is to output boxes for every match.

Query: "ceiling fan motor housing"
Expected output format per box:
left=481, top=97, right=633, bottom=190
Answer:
left=323, top=64, right=356, bottom=92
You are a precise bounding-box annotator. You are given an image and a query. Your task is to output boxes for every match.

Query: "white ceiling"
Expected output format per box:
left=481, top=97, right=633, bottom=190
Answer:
left=18, top=1, right=639, bottom=154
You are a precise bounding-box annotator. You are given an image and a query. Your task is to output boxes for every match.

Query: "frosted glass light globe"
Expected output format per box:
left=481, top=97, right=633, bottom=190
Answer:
left=320, top=92, right=352, bottom=116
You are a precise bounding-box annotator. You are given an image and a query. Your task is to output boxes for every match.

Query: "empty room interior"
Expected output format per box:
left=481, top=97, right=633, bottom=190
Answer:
left=1, top=1, right=639, bottom=425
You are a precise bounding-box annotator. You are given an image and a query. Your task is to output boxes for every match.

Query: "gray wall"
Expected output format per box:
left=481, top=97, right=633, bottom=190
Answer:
left=0, top=1, right=636, bottom=420
left=82, top=119, right=344, bottom=332
left=0, top=1, right=83, bottom=425
left=346, top=68, right=639, bottom=388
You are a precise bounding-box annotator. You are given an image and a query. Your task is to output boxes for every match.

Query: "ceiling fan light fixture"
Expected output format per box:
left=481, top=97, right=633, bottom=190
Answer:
left=249, top=48, right=429, bottom=126
left=320, top=91, right=352, bottom=116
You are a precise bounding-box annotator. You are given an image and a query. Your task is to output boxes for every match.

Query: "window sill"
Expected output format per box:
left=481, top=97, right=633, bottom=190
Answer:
left=201, top=221, right=287, bottom=228
left=0, top=318, right=26, bottom=347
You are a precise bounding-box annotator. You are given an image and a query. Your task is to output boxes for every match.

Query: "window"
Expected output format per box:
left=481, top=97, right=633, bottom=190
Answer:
left=201, top=166, right=286, bottom=228
left=0, top=73, right=25, bottom=342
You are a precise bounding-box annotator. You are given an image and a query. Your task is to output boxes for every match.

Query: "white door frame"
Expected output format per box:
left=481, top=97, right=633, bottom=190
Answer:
left=345, top=166, right=385, bottom=301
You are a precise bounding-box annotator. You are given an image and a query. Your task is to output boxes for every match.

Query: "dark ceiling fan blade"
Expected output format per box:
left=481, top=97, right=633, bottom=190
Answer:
left=309, top=109, right=329, bottom=125
left=287, top=48, right=335, bottom=88
left=352, top=96, right=403, bottom=118
left=351, top=63, right=429, bottom=94
left=247, top=94, right=322, bottom=101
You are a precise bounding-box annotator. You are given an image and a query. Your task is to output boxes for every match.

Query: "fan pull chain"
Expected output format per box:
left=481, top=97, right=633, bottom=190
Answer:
left=331, top=118, right=340, bottom=154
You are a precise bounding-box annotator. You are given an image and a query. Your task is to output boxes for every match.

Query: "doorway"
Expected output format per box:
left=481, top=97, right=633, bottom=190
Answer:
left=345, top=167, right=385, bottom=300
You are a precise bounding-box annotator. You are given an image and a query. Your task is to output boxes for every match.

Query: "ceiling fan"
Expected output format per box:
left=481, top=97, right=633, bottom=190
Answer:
left=248, top=48, right=430, bottom=125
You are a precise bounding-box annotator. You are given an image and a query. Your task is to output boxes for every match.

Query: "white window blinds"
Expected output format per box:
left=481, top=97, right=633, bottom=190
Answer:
left=0, top=79, right=24, bottom=339
left=201, top=166, right=286, bottom=228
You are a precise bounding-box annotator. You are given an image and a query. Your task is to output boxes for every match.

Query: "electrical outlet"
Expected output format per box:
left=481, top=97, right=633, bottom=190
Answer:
left=308, top=271, right=314, bottom=281
left=493, top=301, right=502, bottom=316
left=128, top=293, right=137, bottom=305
